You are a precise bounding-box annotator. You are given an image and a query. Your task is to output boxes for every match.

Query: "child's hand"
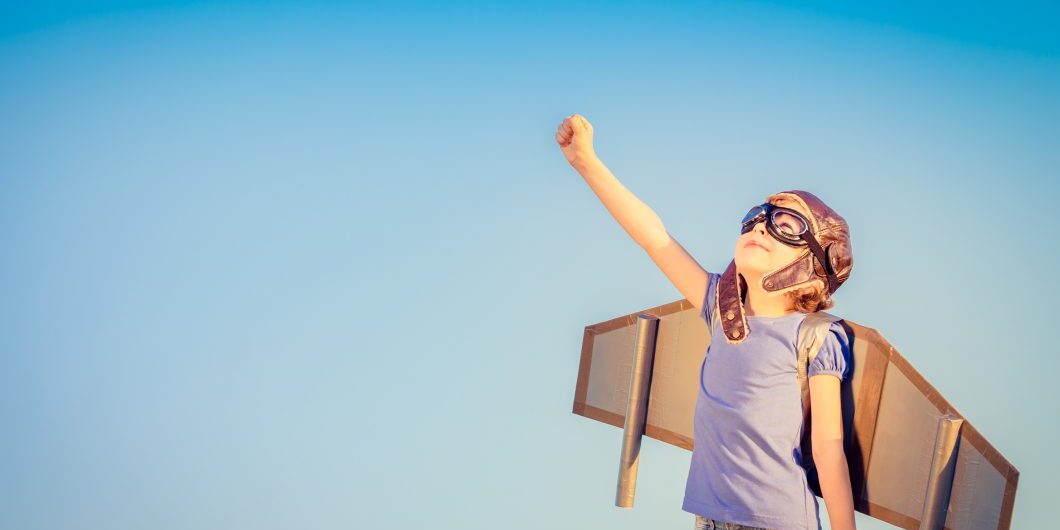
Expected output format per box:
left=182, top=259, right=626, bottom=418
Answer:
left=556, top=113, right=598, bottom=169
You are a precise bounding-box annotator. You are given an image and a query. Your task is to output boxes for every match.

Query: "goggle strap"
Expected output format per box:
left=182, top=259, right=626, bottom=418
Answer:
left=802, top=232, right=839, bottom=293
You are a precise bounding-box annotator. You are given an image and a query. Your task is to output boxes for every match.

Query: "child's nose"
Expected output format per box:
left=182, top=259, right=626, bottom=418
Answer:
left=754, top=221, right=767, bottom=235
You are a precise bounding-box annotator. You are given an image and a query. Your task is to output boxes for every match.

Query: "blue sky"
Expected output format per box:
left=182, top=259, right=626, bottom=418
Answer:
left=1, top=2, right=1057, bottom=529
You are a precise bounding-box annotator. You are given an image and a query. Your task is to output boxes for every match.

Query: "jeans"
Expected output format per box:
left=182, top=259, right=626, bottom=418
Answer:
left=694, top=515, right=772, bottom=530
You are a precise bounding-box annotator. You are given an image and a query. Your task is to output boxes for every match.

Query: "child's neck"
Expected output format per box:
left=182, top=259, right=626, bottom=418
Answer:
left=741, top=271, right=796, bottom=317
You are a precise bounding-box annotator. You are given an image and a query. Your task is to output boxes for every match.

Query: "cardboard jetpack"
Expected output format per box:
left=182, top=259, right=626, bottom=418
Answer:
left=571, top=297, right=1019, bottom=530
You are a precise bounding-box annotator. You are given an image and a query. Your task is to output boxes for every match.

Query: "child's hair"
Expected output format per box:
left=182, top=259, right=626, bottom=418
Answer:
left=738, top=272, right=834, bottom=313
left=786, top=280, right=834, bottom=313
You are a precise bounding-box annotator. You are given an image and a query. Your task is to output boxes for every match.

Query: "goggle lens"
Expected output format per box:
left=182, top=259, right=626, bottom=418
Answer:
left=739, top=203, right=810, bottom=246
left=771, top=210, right=808, bottom=237
left=741, top=206, right=766, bottom=233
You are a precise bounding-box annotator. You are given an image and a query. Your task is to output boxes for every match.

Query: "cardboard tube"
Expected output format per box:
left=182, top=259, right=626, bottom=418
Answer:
left=615, top=314, right=659, bottom=508
left=919, top=415, right=964, bottom=530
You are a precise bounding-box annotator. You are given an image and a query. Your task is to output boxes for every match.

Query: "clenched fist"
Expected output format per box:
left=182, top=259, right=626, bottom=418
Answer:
left=556, top=113, right=598, bottom=169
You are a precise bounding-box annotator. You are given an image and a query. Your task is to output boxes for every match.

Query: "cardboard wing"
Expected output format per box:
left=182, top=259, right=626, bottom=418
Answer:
left=572, top=298, right=1019, bottom=530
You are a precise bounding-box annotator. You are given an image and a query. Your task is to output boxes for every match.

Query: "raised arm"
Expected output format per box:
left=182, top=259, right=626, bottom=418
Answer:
left=555, top=114, right=710, bottom=311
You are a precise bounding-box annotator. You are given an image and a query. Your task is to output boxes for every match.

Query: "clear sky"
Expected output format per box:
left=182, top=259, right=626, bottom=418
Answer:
left=1, top=1, right=1057, bottom=529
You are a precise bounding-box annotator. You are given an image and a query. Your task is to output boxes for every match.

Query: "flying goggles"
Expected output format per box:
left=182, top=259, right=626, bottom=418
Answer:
left=741, top=203, right=811, bottom=247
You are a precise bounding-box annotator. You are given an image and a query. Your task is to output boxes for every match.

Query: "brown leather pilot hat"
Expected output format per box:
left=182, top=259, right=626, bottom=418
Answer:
left=716, top=190, right=853, bottom=343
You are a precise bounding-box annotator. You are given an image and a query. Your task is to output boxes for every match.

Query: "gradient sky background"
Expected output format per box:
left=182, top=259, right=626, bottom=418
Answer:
left=1, top=1, right=1057, bottom=529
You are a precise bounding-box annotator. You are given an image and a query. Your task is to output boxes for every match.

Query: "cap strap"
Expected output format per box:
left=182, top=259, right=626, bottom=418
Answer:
left=802, top=232, right=839, bottom=293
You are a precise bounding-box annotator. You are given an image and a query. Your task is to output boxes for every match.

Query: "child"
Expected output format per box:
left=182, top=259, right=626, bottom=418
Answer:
left=556, top=114, right=857, bottom=530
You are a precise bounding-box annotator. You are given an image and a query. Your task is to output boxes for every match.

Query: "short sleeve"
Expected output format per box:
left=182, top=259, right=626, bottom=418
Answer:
left=808, top=321, right=853, bottom=381
left=698, top=272, right=721, bottom=329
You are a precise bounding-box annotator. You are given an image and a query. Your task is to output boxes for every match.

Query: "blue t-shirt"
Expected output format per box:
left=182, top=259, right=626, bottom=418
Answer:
left=682, top=272, right=852, bottom=530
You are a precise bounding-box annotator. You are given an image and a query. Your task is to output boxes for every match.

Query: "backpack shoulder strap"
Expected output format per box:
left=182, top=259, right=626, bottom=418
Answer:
left=796, top=310, right=843, bottom=421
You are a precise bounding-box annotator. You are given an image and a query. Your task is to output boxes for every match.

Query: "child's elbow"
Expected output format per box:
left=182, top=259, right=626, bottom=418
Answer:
left=811, top=436, right=845, bottom=461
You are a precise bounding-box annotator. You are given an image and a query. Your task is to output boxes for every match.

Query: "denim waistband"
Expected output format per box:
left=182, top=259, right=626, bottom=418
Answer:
left=694, top=514, right=772, bottom=530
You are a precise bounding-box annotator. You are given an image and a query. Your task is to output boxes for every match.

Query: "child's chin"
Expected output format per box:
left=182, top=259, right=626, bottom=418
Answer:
left=734, top=255, right=771, bottom=276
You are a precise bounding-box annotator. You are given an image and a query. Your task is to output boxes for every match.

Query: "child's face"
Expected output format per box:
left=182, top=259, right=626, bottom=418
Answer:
left=733, top=198, right=810, bottom=279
